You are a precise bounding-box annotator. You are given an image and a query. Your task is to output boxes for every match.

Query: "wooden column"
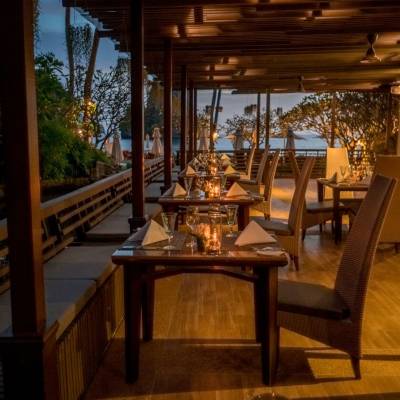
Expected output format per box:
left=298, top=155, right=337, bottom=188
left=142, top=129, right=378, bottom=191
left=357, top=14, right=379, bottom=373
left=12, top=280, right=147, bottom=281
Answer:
left=129, top=0, right=146, bottom=229
left=1, top=1, right=59, bottom=398
left=188, top=82, right=194, bottom=161
left=256, top=92, right=261, bottom=148
left=265, top=89, right=271, bottom=148
left=163, top=39, right=173, bottom=189
left=209, top=89, right=217, bottom=151
left=180, top=65, right=187, bottom=170
left=214, top=89, right=222, bottom=128
left=330, top=92, right=337, bottom=148
left=386, top=92, right=393, bottom=150
left=194, top=88, right=198, bottom=156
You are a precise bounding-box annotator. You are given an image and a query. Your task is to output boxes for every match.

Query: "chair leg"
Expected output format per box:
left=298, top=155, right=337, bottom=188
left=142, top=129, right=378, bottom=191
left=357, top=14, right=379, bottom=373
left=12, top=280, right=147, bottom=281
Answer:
left=293, top=256, right=299, bottom=271
left=395, top=243, right=400, bottom=253
left=350, top=356, right=361, bottom=379
left=319, top=223, right=323, bottom=233
left=301, top=229, right=306, bottom=241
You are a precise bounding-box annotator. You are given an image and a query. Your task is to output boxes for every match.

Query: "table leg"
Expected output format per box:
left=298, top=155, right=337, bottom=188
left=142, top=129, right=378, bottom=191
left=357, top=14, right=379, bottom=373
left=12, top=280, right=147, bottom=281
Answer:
left=142, top=267, right=155, bottom=342
left=254, top=266, right=279, bottom=385
left=238, top=206, right=249, bottom=230
left=317, top=180, right=324, bottom=202
left=333, top=189, right=342, bottom=244
left=124, top=264, right=145, bottom=383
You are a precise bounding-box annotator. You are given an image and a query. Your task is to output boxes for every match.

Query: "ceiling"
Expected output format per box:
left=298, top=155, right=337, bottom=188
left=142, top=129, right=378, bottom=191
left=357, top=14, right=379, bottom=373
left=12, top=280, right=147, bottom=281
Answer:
left=62, top=0, right=400, bottom=92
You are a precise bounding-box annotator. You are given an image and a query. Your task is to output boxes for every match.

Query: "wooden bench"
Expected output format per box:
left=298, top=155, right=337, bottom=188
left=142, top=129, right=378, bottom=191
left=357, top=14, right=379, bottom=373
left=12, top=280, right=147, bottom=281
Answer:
left=0, top=245, right=124, bottom=400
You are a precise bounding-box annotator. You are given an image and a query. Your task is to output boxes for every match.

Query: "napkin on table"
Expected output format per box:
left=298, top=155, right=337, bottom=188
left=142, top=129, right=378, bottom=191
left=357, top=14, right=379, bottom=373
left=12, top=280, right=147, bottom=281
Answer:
left=164, top=183, right=187, bottom=197
left=235, top=220, right=276, bottom=246
left=186, top=165, right=197, bottom=176
left=221, top=153, right=231, bottom=161
left=224, top=165, right=238, bottom=175
left=128, top=220, right=169, bottom=246
left=226, top=182, right=248, bottom=197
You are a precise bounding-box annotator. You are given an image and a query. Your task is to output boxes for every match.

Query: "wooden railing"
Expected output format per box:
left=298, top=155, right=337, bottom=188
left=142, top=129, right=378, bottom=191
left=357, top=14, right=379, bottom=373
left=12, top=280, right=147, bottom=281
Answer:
left=0, top=157, right=164, bottom=294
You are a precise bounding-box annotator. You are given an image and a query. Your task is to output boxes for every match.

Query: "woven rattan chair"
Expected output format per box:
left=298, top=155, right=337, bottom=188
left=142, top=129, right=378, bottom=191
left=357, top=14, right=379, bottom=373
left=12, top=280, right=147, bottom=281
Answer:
left=288, top=151, right=347, bottom=240
left=253, top=157, right=315, bottom=270
left=246, top=150, right=280, bottom=219
left=278, top=174, right=397, bottom=378
left=239, top=146, right=270, bottom=187
left=239, top=144, right=256, bottom=180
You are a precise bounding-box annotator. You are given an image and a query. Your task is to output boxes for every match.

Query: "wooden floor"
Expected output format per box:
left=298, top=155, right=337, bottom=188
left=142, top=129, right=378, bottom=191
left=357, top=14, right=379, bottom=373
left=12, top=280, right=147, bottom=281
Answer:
left=84, top=181, right=400, bottom=400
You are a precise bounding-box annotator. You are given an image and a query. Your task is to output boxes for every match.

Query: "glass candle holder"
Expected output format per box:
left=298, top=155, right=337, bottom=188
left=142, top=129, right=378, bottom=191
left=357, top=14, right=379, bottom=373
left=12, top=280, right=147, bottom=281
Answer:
left=207, top=209, right=222, bottom=254
left=209, top=176, right=221, bottom=198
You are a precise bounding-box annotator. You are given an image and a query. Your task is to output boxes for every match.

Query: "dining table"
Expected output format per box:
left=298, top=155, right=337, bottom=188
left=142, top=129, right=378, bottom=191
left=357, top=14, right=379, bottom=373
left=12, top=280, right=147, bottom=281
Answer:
left=111, top=232, right=288, bottom=386
left=317, top=178, right=369, bottom=243
left=158, top=190, right=263, bottom=230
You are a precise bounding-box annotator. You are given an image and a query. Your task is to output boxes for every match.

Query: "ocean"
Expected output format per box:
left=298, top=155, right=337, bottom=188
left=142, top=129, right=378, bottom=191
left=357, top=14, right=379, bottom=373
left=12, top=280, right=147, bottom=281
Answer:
left=121, top=134, right=330, bottom=152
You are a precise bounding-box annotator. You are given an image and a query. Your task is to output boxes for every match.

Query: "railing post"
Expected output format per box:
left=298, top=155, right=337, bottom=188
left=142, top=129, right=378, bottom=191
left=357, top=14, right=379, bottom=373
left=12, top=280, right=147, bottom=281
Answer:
left=163, top=39, right=173, bottom=190
left=180, top=65, right=187, bottom=170
left=1, top=1, right=59, bottom=398
left=129, top=0, right=146, bottom=229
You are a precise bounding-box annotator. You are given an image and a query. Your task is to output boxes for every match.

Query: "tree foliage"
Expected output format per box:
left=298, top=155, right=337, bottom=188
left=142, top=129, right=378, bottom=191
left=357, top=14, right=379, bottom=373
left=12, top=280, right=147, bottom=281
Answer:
left=35, top=53, right=110, bottom=180
left=281, top=92, right=397, bottom=153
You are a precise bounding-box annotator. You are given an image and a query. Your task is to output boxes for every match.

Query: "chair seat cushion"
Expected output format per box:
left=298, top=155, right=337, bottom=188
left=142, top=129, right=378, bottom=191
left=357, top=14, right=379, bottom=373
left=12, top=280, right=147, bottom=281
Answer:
left=278, top=280, right=350, bottom=320
left=44, top=245, right=117, bottom=288
left=306, top=200, right=346, bottom=213
left=86, top=203, right=161, bottom=241
left=252, top=217, right=292, bottom=236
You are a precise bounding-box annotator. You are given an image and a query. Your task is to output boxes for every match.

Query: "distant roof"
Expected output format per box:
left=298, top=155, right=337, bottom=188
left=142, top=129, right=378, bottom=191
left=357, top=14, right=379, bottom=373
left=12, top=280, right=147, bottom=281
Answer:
left=63, top=0, right=400, bottom=92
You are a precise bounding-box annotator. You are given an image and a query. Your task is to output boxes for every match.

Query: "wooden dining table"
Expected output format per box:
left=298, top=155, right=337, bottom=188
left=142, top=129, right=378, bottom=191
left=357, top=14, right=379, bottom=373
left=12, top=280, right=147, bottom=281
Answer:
left=112, top=232, right=288, bottom=386
left=317, top=178, right=369, bottom=243
left=158, top=191, right=263, bottom=230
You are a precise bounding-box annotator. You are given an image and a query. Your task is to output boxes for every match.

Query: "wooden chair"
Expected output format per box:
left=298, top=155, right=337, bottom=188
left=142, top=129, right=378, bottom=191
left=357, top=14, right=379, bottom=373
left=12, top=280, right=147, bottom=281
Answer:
left=278, top=174, right=397, bottom=378
left=288, top=151, right=347, bottom=240
left=253, top=157, right=315, bottom=270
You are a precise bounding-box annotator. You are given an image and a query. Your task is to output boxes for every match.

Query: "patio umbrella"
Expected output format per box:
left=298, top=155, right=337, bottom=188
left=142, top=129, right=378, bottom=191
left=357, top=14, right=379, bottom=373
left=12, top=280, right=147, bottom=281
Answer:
left=198, top=126, right=209, bottom=151
left=232, top=128, right=244, bottom=150
left=151, top=127, right=163, bottom=156
left=104, top=139, right=113, bottom=156
left=111, top=133, right=124, bottom=164
left=285, top=128, right=296, bottom=150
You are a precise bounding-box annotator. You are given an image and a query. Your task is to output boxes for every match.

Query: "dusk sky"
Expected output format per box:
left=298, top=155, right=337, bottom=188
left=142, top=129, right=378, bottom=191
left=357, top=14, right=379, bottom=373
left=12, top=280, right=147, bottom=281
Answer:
left=37, top=0, right=307, bottom=124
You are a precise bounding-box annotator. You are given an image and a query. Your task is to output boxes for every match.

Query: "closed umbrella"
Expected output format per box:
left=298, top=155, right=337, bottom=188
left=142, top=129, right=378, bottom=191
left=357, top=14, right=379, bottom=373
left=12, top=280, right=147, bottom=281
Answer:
left=233, top=128, right=244, bottom=150
left=285, top=128, right=296, bottom=150
left=104, top=139, right=113, bottom=156
left=111, top=133, right=124, bottom=164
left=151, top=127, right=163, bottom=156
left=198, top=126, right=209, bottom=152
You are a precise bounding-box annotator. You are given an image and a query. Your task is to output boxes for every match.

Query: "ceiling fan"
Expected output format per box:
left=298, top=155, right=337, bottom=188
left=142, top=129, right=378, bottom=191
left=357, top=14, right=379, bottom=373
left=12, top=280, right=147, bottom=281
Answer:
left=361, top=33, right=381, bottom=64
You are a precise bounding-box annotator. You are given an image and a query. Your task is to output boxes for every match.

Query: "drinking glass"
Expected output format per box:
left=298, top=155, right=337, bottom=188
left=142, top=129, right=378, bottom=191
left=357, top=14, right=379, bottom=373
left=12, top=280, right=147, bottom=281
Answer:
left=183, top=176, right=194, bottom=199
left=161, top=212, right=177, bottom=250
left=186, top=206, right=200, bottom=248
left=225, top=205, right=238, bottom=237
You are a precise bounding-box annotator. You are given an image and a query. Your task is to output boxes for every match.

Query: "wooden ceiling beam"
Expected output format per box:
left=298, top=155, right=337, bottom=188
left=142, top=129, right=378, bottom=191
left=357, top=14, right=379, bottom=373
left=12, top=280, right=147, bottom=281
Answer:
left=62, top=0, right=400, bottom=10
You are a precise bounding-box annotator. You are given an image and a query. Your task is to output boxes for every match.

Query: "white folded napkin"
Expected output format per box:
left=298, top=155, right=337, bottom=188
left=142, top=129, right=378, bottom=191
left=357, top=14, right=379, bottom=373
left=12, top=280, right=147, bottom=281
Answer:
left=186, top=165, right=196, bottom=176
left=226, top=182, right=248, bottom=197
left=164, top=183, right=187, bottom=197
left=256, top=248, right=286, bottom=257
left=235, top=220, right=276, bottom=246
left=224, top=165, right=238, bottom=175
left=128, top=220, right=169, bottom=246
left=221, top=153, right=231, bottom=161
